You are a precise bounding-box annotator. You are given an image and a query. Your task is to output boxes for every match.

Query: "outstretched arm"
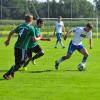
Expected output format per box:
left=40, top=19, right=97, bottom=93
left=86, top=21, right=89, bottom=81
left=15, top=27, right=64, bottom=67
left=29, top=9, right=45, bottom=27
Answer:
left=32, top=35, right=50, bottom=42
left=5, top=29, right=16, bottom=46
left=53, top=27, right=56, bottom=36
left=40, top=36, right=51, bottom=41
left=62, top=24, right=65, bottom=35
left=64, top=30, right=72, bottom=40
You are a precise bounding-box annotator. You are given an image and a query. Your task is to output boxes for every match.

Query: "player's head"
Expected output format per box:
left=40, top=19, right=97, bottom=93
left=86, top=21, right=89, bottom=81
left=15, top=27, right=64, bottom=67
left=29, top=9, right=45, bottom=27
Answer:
left=24, top=14, right=33, bottom=24
left=36, top=19, right=44, bottom=28
left=85, top=23, right=93, bottom=32
left=58, top=16, right=62, bottom=22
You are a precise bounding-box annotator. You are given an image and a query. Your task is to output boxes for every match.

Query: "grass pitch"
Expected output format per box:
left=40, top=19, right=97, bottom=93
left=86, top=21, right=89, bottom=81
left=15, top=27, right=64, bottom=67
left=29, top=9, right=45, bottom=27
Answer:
left=0, top=37, right=100, bottom=100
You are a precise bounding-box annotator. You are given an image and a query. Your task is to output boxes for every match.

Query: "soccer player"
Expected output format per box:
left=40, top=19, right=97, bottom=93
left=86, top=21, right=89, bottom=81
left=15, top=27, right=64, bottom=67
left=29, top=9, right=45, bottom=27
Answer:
left=3, top=14, right=43, bottom=80
left=55, top=23, right=93, bottom=70
left=23, top=19, right=50, bottom=69
left=54, top=16, right=65, bottom=48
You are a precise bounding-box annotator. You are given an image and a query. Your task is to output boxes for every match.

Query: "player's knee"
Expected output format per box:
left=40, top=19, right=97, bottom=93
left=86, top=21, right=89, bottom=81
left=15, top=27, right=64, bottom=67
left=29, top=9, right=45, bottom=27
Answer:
left=85, top=52, right=89, bottom=57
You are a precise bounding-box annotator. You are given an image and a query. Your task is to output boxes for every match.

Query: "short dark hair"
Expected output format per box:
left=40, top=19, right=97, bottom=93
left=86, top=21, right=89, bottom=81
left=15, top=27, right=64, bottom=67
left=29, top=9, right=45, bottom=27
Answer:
left=86, top=23, right=93, bottom=29
left=24, top=14, right=33, bottom=22
left=37, top=19, right=43, bottom=25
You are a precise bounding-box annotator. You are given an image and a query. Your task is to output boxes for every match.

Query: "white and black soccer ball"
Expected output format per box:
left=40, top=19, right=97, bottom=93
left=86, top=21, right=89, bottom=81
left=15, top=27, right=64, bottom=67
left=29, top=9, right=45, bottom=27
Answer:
left=77, top=64, right=85, bottom=71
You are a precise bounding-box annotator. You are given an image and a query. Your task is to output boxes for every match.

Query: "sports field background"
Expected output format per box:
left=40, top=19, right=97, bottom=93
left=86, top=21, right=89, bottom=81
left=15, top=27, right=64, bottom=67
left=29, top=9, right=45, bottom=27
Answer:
left=0, top=37, right=100, bottom=100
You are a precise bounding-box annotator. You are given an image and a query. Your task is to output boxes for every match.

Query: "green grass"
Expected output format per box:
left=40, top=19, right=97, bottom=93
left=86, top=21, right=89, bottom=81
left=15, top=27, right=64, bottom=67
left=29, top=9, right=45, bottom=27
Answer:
left=0, top=37, right=100, bottom=100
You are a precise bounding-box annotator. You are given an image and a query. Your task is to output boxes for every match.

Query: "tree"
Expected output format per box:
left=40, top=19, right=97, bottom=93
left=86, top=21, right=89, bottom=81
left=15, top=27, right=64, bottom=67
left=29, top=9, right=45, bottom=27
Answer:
left=96, top=0, right=100, bottom=16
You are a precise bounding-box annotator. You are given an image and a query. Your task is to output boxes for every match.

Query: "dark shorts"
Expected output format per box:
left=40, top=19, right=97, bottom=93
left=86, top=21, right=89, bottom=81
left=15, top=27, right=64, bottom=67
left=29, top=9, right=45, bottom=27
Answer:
left=67, top=41, right=84, bottom=55
left=27, top=45, right=42, bottom=58
left=15, top=48, right=27, bottom=66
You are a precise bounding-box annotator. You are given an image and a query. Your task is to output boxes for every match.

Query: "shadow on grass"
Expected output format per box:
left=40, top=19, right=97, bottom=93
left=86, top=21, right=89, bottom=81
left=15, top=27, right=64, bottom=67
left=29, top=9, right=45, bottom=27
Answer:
left=64, top=69, right=86, bottom=72
left=0, top=78, right=5, bottom=81
left=22, top=69, right=54, bottom=74
left=0, top=69, right=8, bottom=73
left=63, top=69, right=78, bottom=72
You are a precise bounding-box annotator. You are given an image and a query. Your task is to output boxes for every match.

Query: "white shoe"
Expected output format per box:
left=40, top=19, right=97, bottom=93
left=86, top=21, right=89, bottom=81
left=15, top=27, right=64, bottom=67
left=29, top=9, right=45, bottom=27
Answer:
left=81, top=62, right=86, bottom=67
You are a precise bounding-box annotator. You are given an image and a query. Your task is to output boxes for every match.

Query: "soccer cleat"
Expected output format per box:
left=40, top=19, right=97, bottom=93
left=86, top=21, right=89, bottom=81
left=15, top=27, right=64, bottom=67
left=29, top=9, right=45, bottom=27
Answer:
left=11, top=72, right=15, bottom=78
left=31, top=60, right=36, bottom=65
left=3, top=74, right=11, bottom=80
left=55, top=60, right=59, bottom=70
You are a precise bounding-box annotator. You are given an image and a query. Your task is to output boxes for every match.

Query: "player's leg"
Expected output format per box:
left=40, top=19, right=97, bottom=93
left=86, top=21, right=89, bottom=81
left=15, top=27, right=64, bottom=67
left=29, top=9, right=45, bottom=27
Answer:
left=55, top=41, right=76, bottom=70
left=20, top=49, right=31, bottom=71
left=12, top=48, right=27, bottom=73
left=3, top=48, right=23, bottom=79
left=24, top=45, right=44, bottom=67
left=55, top=54, right=71, bottom=70
left=22, top=48, right=32, bottom=68
left=54, top=33, right=59, bottom=48
left=78, top=46, right=89, bottom=66
left=59, top=33, right=65, bottom=48
left=31, top=45, right=44, bottom=61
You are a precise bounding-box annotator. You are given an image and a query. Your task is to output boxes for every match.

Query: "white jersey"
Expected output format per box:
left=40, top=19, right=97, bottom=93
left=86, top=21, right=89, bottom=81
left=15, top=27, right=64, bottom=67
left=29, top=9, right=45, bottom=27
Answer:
left=71, top=27, right=92, bottom=45
left=55, top=21, right=64, bottom=33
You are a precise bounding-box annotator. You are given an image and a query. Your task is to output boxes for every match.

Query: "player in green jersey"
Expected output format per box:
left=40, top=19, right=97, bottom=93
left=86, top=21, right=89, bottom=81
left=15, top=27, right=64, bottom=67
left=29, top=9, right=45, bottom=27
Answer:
left=3, top=14, right=43, bottom=80
left=23, top=19, right=50, bottom=70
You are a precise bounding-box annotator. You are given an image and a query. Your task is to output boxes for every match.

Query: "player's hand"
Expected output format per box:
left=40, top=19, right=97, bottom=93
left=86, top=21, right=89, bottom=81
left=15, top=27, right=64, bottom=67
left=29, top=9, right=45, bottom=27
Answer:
left=64, top=35, right=67, bottom=40
left=4, top=40, right=10, bottom=46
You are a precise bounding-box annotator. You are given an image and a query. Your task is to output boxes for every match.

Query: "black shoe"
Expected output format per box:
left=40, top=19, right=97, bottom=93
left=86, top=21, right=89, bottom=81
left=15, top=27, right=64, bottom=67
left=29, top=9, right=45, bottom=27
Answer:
left=55, top=61, right=59, bottom=70
left=3, top=74, right=11, bottom=80
left=11, top=72, right=15, bottom=78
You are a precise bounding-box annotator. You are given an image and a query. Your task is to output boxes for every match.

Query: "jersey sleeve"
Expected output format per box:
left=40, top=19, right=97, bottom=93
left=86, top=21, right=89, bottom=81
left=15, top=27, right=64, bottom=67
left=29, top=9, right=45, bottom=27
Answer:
left=30, top=26, right=36, bottom=37
left=69, top=27, right=77, bottom=33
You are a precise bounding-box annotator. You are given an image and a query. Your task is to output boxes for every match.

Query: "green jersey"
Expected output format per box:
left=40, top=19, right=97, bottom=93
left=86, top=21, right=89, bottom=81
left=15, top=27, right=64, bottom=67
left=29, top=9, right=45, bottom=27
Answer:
left=14, top=23, right=35, bottom=49
left=28, top=25, right=41, bottom=48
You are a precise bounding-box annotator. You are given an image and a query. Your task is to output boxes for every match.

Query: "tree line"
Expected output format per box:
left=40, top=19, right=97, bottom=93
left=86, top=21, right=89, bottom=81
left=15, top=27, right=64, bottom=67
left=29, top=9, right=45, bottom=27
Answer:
left=0, top=0, right=100, bottom=19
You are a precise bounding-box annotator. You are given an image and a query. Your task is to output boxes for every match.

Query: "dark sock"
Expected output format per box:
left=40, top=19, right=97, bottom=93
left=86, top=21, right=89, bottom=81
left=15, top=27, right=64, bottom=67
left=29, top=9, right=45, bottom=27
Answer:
left=82, top=56, right=88, bottom=63
left=58, top=56, right=67, bottom=63
left=32, top=52, right=44, bottom=61
left=6, top=65, right=20, bottom=75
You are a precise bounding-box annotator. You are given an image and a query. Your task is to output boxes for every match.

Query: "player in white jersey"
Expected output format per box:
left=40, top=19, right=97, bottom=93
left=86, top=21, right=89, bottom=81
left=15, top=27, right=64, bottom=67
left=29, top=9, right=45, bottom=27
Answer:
left=55, top=23, right=93, bottom=70
left=54, top=16, right=65, bottom=48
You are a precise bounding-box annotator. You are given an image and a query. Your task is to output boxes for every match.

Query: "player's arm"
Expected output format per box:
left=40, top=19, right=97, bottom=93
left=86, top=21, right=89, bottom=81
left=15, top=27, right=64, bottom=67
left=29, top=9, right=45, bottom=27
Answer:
left=5, top=29, right=16, bottom=46
left=53, top=27, right=56, bottom=36
left=89, top=39, right=92, bottom=49
left=62, top=22, right=65, bottom=35
left=40, top=35, right=51, bottom=41
left=88, top=31, right=93, bottom=49
left=64, top=30, right=72, bottom=40
left=32, top=35, right=50, bottom=42
left=32, top=35, right=42, bottom=42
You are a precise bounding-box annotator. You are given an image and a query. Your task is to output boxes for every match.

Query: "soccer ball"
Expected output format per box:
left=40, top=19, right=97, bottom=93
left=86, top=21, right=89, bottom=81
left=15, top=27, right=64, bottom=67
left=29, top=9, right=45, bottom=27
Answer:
left=77, top=64, right=85, bottom=71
